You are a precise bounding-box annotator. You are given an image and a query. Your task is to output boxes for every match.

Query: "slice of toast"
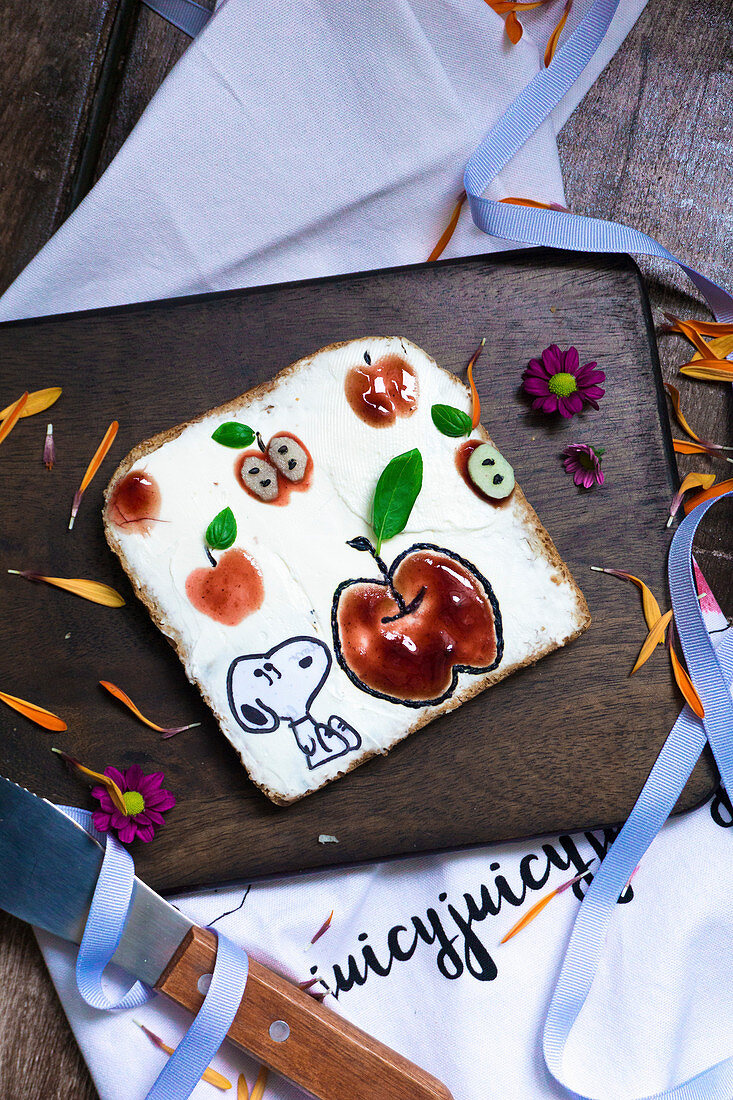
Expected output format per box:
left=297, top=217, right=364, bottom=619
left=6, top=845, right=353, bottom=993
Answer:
left=104, top=338, right=589, bottom=804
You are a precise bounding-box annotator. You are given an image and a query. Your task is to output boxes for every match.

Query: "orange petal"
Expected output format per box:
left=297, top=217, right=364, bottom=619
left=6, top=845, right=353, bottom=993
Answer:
left=238, top=1075, right=250, bottom=1099
left=683, top=477, right=733, bottom=515
left=0, top=689, right=67, bottom=731
left=467, top=339, right=485, bottom=428
left=589, top=567, right=662, bottom=634
left=667, top=472, right=716, bottom=527
left=665, top=314, right=733, bottom=337
left=486, top=1, right=548, bottom=11
left=69, top=420, right=119, bottom=530
left=630, top=609, right=673, bottom=675
left=8, top=570, right=125, bottom=608
left=100, top=680, right=200, bottom=736
left=669, top=640, right=704, bottom=719
left=51, top=748, right=128, bottom=815
left=672, top=319, right=721, bottom=360
left=0, top=387, right=61, bottom=421
left=250, top=1066, right=269, bottom=1100
left=673, top=439, right=733, bottom=461
left=505, top=10, right=523, bottom=43
left=427, top=191, right=466, bottom=263
left=680, top=361, right=733, bottom=383
left=136, top=1022, right=231, bottom=1089
left=0, top=392, right=29, bottom=447
left=544, top=0, right=572, bottom=66
left=500, top=865, right=592, bottom=943
left=500, top=197, right=570, bottom=211
left=664, top=383, right=702, bottom=444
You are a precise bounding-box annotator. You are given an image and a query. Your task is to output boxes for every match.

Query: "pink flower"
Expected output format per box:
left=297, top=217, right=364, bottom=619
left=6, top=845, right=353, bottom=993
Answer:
left=91, top=764, right=175, bottom=844
left=562, top=444, right=605, bottom=489
left=522, top=345, right=605, bottom=418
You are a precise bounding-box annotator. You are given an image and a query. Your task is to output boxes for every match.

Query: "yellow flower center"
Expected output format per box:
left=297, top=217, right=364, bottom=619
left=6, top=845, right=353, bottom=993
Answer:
left=547, top=372, right=578, bottom=397
left=123, top=790, right=145, bottom=816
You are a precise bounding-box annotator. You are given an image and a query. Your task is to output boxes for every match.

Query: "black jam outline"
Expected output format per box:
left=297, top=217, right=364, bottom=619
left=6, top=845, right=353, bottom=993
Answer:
left=331, top=542, right=504, bottom=709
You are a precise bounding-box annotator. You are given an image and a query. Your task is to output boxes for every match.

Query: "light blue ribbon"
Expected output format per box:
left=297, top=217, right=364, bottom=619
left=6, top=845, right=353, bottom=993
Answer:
left=59, top=807, right=249, bottom=1100
left=141, top=0, right=212, bottom=38
left=543, top=493, right=733, bottom=1099
left=464, top=0, right=733, bottom=323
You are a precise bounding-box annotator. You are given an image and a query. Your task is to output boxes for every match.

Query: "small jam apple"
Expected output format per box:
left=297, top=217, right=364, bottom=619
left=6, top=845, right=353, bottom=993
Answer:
left=185, top=548, right=264, bottom=626
left=107, top=470, right=162, bottom=533
left=332, top=537, right=502, bottom=705
left=345, top=350, right=419, bottom=427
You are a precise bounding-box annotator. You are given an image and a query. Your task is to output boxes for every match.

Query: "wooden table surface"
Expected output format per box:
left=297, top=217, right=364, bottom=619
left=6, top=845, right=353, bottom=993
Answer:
left=0, top=2, right=730, bottom=1096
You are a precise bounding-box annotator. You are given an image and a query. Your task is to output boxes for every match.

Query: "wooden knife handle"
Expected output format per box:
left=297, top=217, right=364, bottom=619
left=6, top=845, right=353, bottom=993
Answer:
left=155, top=926, right=452, bottom=1100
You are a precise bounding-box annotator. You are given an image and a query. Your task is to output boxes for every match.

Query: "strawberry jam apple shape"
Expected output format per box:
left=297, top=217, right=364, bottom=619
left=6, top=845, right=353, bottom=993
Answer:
left=331, top=537, right=503, bottom=707
left=345, top=349, right=419, bottom=427
left=185, top=507, right=264, bottom=626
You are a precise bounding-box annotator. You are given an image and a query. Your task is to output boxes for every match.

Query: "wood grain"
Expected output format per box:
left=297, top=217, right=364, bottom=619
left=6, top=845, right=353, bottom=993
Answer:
left=0, top=250, right=716, bottom=893
left=0, top=2, right=730, bottom=1098
left=0, top=0, right=121, bottom=295
left=156, top=926, right=453, bottom=1100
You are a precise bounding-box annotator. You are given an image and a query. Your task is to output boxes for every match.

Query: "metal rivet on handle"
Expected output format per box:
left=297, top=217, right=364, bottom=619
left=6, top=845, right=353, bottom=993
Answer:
left=269, top=1020, right=290, bottom=1042
left=197, top=973, right=213, bottom=994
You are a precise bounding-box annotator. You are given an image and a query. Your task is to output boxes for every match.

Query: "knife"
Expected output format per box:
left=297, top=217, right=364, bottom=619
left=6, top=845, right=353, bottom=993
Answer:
left=0, top=777, right=452, bottom=1100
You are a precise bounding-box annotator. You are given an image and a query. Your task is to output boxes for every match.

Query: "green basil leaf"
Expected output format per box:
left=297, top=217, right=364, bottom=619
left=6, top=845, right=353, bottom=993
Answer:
left=371, top=449, right=423, bottom=553
left=212, top=422, right=255, bottom=448
left=430, top=404, right=473, bottom=437
left=206, top=506, right=237, bottom=550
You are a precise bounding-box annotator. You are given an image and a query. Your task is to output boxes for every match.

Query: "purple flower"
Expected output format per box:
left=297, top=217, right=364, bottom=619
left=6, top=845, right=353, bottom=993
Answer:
left=91, top=764, right=175, bottom=844
left=562, top=444, right=605, bottom=489
left=522, top=345, right=605, bottom=418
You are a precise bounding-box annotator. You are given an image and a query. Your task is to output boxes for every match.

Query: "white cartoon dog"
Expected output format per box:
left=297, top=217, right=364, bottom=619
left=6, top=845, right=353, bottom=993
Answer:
left=227, top=636, right=362, bottom=770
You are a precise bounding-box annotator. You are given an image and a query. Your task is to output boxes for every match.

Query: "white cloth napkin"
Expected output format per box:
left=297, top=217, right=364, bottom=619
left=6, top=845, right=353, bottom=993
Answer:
left=5, top=2, right=732, bottom=1099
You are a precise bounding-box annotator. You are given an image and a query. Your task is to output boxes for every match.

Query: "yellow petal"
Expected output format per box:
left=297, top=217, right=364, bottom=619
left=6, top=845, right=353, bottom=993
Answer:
left=238, top=1074, right=250, bottom=1100
left=664, top=383, right=702, bottom=444
left=0, top=387, right=61, bottom=421
left=51, top=749, right=128, bottom=815
left=99, top=680, right=199, bottom=736
left=683, top=477, right=733, bottom=515
left=69, top=420, right=119, bottom=529
left=680, top=361, right=733, bottom=383
left=250, top=1067, right=269, bottom=1100
left=589, top=567, right=662, bottom=634
left=8, top=571, right=125, bottom=607
left=630, top=609, right=673, bottom=675
left=544, top=0, right=571, bottom=66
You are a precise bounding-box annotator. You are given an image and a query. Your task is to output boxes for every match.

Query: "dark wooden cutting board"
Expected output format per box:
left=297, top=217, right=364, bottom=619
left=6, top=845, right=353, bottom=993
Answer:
left=0, top=249, right=716, bottom=892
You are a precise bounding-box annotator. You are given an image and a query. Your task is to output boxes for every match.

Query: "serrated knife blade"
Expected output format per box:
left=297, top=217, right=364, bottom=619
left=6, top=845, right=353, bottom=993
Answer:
left=0, top=774, right=453, bottom=1100
left=0, top=775, right=193, bottom=985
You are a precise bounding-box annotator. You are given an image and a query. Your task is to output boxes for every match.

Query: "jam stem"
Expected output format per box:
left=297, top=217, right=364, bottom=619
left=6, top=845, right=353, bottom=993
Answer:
left=346, top=536, right=406, bottom=612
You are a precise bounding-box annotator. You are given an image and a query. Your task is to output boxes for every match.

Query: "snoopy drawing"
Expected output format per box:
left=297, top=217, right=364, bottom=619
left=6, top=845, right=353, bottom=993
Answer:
left=227, top=636, right=362, bottom=770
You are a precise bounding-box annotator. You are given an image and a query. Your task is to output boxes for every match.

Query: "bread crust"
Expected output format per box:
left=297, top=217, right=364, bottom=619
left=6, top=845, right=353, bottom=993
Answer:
left=104, top=337, right=590, bottom=805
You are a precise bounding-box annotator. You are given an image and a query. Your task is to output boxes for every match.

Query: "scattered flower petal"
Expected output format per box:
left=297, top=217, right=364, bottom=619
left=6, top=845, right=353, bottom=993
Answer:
left=630, top=609, right=673, bottom=675
left=500, top=197, right=571, bottom=212
left=238, top=1074, right=250, bottom=1100
left=669, top=317, right=721, bottom=360
left=562, top=443, right=604, bottom=488
left=682, top=477, right=733, bottom=515
left=589, top=567, right=662, bottom=633
left=665, top=384, right=733, bottom=453
left=298, top=977, right=320, bottom=991
left=68, top=420, right=119, bottom=530
left=664, top=313, right=733, bottom=337
left=136, top=1022, right=231, bottom=1090
left=0, top=387, right=61, bottom=421
left=52, top=748, right=127, bottom=815
left=43, top=423, right=55, bottom=470
left=500, top=862, right=594, bottom=943
left=100, top=680, right=201, bottom=737
left=250, top=1066, right=269, bottom=1100
left=673, top=439, right=733, bottom=462
left=669, top=637, right=704, bottom=719
left=7, top=570, right=125, bottom=608
left=0, top=392, right=29, bottom=448
left=667, top=472, right=716, bottom=527
left=544, top=0, right=572, bottom=65
left=309, top=910, right=334, bottom=946
left=505, top=9, right=523, bottom=42
left=427, top=190, right=466, bottom=262
left=522, top=345, right=605, bottom=418
left=679, top=359, right=733, bottom=383
left=467, top=339, right=485, bottom=428
left=0, top=689, right=66, bottom=731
